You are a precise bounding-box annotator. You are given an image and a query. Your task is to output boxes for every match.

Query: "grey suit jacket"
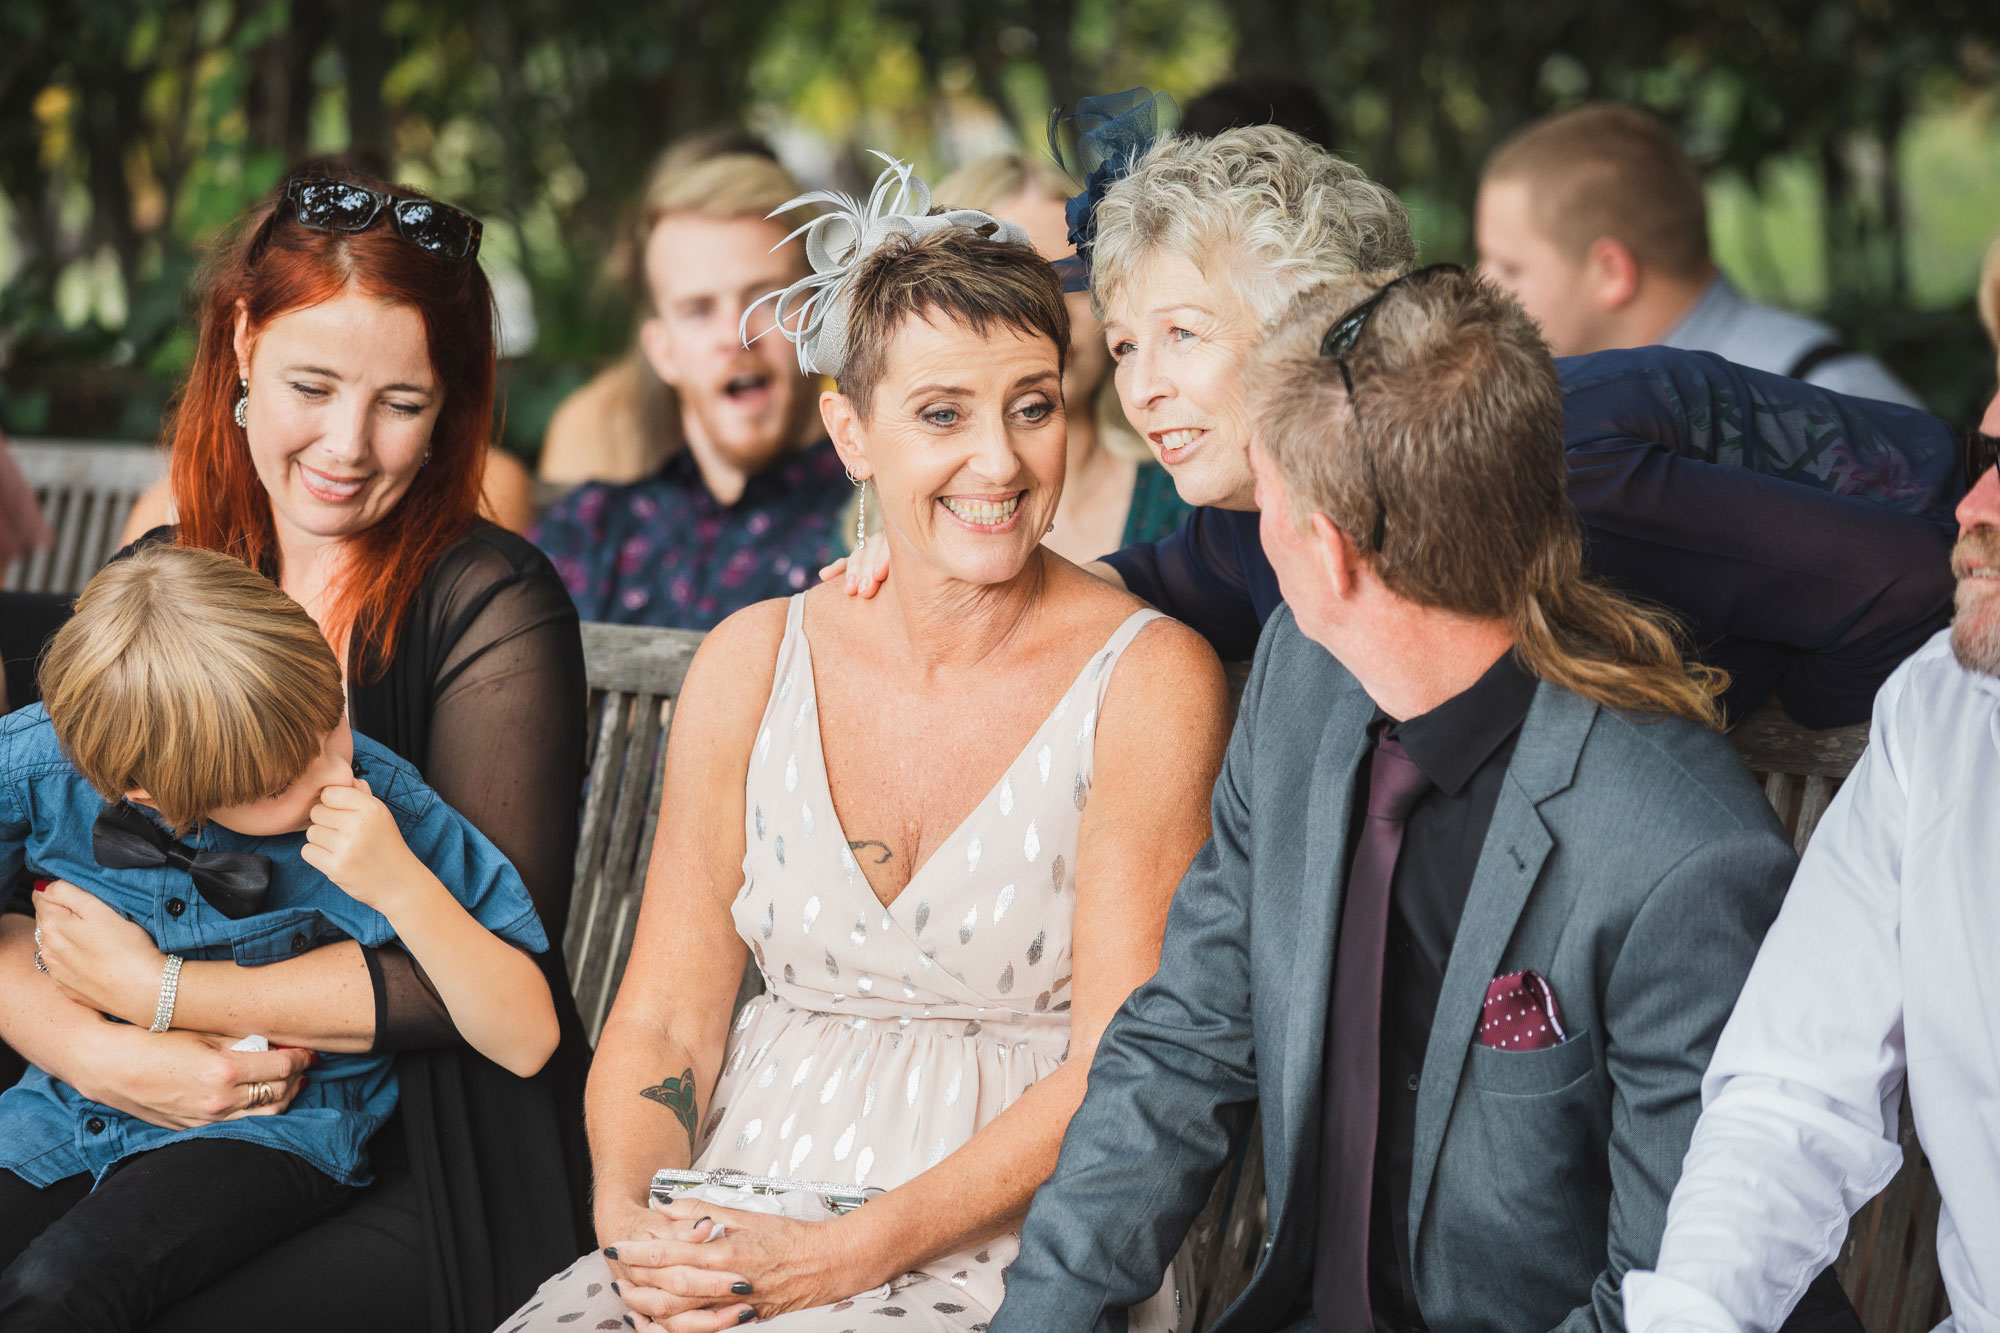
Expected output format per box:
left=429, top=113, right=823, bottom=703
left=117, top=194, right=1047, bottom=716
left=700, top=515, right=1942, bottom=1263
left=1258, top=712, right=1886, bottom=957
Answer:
left=993, top=608, right=1796, bottom=1333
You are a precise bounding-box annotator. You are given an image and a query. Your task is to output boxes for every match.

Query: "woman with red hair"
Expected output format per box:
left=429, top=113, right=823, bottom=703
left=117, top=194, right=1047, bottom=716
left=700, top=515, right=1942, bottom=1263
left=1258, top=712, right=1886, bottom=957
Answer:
left=0, top=167, right=591, bottom=1331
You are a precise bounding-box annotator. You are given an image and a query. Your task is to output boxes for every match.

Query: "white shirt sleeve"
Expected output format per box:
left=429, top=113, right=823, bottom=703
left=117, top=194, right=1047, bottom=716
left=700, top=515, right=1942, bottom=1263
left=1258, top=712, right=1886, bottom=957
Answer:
left=1624, top=677, right=1915, bottom=1333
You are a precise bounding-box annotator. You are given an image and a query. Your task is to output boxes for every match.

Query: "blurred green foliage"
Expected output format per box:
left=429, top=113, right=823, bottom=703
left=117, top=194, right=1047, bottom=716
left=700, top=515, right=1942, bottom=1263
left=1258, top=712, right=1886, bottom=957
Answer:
left=2, top=0, right=1997, bottom=451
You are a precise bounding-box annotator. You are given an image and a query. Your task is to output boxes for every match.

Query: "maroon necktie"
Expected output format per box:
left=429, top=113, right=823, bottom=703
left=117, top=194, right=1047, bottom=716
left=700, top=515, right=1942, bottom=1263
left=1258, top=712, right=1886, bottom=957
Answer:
left=1315, top=730, right=1432, bottom=1333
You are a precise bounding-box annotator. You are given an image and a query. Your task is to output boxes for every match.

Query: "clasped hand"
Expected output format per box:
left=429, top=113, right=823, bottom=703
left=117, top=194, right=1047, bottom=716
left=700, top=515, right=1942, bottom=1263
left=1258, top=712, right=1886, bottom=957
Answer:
left=33, top=879, right=167, bottom=1024
left=605, top=1197, right=870, bottom=1330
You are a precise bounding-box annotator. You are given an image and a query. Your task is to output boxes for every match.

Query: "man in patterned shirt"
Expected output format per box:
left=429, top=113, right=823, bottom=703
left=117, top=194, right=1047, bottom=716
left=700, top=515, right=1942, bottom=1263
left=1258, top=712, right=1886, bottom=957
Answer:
left=531, top=152, right=847, bottom=629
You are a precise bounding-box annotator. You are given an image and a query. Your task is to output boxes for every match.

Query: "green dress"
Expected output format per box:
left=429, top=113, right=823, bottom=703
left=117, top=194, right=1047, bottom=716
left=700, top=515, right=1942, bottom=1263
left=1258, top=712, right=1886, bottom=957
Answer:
left=1119, top=460, right=1192, bottom=546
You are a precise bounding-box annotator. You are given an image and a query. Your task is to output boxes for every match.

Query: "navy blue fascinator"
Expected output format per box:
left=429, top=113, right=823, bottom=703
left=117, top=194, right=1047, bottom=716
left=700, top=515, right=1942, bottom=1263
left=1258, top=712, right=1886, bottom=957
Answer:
left=1047, top=88, right=1179, bottom=290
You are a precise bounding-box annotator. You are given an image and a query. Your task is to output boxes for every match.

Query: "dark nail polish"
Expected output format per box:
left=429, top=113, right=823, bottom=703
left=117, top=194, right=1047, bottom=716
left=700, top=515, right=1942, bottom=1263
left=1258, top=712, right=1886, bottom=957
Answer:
left=622, top=1319, right=634, bottom=1330
left=610, top=1281, right=620, bottom=1296
left=731, top=1281, right=753, bottom=1295
left=602, top=1246, right=618, bottom=1261
left=738, top=1311, right=757, bottom=1325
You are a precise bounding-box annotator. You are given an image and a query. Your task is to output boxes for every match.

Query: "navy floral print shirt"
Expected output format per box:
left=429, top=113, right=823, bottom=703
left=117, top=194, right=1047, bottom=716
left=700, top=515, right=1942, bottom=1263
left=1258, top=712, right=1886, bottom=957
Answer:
left=531, top=440, right=848, bottom=630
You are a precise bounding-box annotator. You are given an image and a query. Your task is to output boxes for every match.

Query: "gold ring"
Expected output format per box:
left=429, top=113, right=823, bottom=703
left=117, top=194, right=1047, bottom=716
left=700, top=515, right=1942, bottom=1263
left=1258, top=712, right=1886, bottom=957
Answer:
left=250, top=1081, right=273, bottom=1109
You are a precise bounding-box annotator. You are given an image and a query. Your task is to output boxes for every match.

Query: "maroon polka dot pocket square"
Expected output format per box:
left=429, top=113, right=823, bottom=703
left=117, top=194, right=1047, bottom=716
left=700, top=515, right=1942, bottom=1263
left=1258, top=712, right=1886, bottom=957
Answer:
left=1479, top=968, right=1568, bottom=1051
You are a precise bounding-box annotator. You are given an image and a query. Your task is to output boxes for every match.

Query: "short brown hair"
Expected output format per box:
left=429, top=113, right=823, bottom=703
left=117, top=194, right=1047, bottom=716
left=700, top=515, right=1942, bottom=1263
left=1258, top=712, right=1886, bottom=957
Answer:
left=1250, top=269, right=1726, bottom=727
left=837, top=225, right=1070, bottom=418
left=1483, top=103, right=1711, bottom=282
left=39, top=546, right=345, bottom=832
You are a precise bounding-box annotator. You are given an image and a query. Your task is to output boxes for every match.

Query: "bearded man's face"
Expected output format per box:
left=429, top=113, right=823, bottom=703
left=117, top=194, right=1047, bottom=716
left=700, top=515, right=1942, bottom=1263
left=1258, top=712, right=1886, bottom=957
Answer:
left=1951, top=465, right=2000, bottom=677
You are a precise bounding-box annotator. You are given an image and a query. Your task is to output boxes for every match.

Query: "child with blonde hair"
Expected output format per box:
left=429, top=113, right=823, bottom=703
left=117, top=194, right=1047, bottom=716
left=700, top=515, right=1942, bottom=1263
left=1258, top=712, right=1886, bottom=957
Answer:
left=0, top=544, right=557, bottom=1330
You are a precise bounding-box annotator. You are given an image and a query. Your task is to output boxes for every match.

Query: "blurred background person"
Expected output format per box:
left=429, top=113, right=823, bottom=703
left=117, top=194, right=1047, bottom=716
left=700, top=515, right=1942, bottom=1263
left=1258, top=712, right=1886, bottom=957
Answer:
left=538, top=129, right=781, bottom=488
left=1477, top=103, right=1925, bottom=409
left=526, top=151, right=845, bottom=629
left=933, top=152, right=1189, bottom=562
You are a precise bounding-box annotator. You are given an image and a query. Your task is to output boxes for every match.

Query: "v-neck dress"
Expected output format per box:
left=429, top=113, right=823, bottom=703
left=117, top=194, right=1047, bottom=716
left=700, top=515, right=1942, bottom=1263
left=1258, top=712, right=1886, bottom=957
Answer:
left=688, top=593, right=1182, bottom=1326
left=499, top=595, right=1190, bottom=1333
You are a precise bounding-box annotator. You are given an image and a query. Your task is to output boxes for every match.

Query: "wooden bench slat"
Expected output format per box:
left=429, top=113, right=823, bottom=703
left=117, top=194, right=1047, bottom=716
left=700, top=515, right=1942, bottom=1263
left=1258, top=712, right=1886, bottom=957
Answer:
left=4, top=441, right=167, bottom=595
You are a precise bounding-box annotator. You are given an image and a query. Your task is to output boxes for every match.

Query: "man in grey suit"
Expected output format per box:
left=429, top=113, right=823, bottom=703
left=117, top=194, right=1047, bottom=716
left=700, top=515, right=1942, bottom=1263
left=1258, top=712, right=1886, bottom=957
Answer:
left=994, top=269, right=1856, bottom=1333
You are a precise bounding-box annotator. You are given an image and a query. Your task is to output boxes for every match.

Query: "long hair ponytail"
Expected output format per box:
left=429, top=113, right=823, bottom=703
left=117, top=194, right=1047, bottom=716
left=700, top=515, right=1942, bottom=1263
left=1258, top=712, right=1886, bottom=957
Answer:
left=1513, top=537, right=1726, bottom=730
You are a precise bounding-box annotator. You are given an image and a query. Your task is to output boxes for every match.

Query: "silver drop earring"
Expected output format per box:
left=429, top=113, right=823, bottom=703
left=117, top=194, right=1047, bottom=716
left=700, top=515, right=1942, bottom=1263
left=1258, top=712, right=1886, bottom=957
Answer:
left=233, top=378, right=249, bottom=429
left=854, top=478, right=868, bottom=550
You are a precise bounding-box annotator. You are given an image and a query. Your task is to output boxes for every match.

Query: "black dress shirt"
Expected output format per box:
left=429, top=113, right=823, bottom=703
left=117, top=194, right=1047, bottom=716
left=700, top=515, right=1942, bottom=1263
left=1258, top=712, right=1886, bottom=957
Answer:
left=1319, top=649, right=1540, bottom=1331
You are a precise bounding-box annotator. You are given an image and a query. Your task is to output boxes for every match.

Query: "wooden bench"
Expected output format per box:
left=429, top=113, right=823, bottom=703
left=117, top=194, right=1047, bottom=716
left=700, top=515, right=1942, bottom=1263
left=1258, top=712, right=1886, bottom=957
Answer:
left=563, top=636, right=1941, bottom=1329
left=2, top=439, right=165, bottom=596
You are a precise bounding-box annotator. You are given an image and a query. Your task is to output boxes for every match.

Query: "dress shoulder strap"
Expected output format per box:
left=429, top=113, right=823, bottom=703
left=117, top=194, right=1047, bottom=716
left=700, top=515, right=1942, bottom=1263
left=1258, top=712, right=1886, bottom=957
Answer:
left=1083, top=609, right=1164, bottom=710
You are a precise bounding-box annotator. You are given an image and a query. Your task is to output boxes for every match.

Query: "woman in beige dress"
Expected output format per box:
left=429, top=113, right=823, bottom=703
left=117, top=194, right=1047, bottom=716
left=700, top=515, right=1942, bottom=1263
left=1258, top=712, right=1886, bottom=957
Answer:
left=501, top=164, right=1228, bottom=1332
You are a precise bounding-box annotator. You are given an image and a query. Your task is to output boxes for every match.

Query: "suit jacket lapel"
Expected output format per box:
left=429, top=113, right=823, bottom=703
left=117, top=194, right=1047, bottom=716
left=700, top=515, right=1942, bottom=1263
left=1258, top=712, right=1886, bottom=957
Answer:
left=1268, top=687, right=1374, bottom=1226
left=1405, top=683, right=1597, bottom=1250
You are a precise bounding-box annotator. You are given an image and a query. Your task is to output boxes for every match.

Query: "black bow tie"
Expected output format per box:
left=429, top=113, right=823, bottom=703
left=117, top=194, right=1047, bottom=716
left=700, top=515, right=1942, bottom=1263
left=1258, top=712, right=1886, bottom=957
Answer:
left=91, top=802, right=273, bottom=920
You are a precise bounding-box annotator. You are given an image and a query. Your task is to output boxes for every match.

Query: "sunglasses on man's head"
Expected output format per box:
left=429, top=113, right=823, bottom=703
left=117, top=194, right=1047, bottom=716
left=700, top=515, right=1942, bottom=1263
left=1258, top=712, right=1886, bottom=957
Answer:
left=1315, top=263, right=1467, bottom=552
left=284, top=177, right=483, bottom=263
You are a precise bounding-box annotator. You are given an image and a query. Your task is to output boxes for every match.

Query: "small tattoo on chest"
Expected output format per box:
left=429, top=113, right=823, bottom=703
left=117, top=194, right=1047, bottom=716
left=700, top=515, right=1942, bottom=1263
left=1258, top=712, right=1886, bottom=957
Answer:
left=848, top=839, right=893, bottom=864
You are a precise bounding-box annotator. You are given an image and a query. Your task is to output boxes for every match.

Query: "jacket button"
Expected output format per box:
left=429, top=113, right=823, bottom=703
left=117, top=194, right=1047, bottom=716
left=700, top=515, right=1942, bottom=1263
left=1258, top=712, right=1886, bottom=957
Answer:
left=165, top=898, right=186, bottom=918
left=85, top=1116, right=106, bottom=1135
left=289, top=933, right=308, bottom=953
left=1407, top=1074, right=1420, bottom=1092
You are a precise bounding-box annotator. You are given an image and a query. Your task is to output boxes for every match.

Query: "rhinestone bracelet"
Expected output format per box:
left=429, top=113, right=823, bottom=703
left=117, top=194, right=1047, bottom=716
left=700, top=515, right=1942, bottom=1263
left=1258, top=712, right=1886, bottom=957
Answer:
left=149, top=954, right=184, bottom=1034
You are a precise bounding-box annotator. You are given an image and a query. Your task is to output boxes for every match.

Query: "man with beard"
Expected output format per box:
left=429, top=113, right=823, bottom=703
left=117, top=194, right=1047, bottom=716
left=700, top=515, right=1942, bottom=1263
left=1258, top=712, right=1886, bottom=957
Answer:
left=1620, top=243, right=2000, bottom=1332
left=529, top=152, right=845, bottom=628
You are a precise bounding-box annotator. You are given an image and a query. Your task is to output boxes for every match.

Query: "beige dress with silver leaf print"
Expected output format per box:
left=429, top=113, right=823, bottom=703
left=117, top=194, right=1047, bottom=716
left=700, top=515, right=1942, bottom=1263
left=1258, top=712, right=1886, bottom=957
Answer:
left=498, top=593, right=1190, bottom=1332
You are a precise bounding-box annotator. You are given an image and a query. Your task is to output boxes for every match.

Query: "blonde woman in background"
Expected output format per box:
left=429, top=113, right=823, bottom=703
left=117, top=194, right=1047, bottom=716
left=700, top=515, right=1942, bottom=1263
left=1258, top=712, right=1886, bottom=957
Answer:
left=926, top=153, right=1188, bottom=563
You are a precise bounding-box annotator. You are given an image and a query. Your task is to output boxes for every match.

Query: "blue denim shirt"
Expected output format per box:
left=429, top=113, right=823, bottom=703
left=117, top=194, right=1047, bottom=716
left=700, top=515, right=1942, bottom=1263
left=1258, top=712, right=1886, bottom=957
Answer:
left=0, top=705, right=548, bottom=1188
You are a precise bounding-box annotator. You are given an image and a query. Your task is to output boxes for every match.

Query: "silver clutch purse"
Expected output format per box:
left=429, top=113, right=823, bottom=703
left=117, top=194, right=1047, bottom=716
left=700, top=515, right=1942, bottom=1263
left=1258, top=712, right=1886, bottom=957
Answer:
left=651, top=1166, right=882, bottom=1217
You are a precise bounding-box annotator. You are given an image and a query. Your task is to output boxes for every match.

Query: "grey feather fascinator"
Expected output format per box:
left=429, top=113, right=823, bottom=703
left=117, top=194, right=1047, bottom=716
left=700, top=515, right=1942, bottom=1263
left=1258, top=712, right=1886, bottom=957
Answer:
left=740, top=152, right=1031, bottom=379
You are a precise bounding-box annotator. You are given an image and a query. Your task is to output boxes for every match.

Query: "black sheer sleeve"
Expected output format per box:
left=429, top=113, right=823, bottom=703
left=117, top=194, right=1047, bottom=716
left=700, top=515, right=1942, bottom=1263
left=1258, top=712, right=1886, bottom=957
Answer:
left=351, top=527, right=587, bottom=1050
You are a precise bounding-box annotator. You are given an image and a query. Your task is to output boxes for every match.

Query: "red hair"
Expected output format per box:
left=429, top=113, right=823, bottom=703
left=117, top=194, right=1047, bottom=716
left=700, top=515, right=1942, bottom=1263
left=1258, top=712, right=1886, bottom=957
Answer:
left=167, top=163, right=494, bottom=682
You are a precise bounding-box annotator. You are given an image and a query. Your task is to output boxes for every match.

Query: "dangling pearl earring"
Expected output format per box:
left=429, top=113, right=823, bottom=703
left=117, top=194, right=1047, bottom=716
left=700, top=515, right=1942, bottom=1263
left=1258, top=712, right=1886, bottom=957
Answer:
left=233, top=378, right=249, bottom=429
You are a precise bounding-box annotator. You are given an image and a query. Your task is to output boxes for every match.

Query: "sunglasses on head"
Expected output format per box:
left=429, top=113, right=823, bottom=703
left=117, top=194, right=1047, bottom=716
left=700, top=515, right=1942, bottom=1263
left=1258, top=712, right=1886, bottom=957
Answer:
left=1316, top=263, right=1466, bottom=551
left=284, top=176, right=483, bottom=263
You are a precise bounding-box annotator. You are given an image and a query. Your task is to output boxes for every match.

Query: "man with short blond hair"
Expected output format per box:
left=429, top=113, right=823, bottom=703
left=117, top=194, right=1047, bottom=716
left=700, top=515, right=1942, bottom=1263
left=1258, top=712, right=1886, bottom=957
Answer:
left=1477, top=103, right=1922, bottom=408
left=530, top=149, right=849, bottom=629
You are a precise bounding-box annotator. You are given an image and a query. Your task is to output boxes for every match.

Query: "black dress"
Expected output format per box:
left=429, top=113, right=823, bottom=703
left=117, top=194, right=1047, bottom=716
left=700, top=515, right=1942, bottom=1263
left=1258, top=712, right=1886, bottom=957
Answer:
left=124, top=522, right=593, bottom=1333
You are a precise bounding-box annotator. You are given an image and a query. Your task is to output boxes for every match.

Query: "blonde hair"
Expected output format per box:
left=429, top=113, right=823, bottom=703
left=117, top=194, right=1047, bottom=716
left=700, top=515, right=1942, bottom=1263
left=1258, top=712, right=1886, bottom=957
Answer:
left=1483, top=104, right=1711, bottom=282
left=1090, top=125, right=1417, bottom=323
left=935, top=153, right=1076, bottom=216
left=634, top=152, right=816, bottom=315
left=39, top=546, right=345, bottom=832
left=1250, top=270, right=1727, bottom=729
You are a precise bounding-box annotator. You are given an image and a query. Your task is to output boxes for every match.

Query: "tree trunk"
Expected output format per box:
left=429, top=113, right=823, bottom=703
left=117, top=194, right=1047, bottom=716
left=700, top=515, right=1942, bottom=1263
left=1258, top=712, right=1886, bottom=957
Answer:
left=339, top=0, right=391, bottom=170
